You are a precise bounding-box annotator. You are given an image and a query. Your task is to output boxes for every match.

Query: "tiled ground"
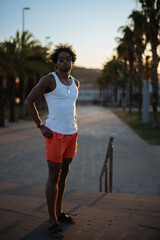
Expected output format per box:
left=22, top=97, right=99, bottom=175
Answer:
left=0, top=182, right=160, bottom=240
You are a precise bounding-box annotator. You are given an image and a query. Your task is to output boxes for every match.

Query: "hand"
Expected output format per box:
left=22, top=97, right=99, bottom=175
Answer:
left=40, top=125, right=53, bottom=138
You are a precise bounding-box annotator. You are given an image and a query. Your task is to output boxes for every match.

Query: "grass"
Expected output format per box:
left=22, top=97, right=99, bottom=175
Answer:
left=113, top=110, right=160, bottom=145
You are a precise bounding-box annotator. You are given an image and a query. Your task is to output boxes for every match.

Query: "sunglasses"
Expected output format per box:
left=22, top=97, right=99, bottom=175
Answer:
left=58, top=56, right=72, bottom=62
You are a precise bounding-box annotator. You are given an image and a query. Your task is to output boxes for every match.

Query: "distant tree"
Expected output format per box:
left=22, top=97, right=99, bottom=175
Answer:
left=107, top=56, right=122, bottom=104
left=98, top=56, right=123, bottom=105
left=118, top=26, right=135, bottom=114
left=13, top=31, right=42, bottom=118
left=0, top=30, right=51, bottom=125
left=116, top=41, right=128, bottom=108
left=138, top=0, right=160, bottom=128
left=97, top=66, right=112, bottom=105
left=144, top=55, right=152, bottom=82
left=0, top=60, right=5, bottom=126
left=129, top=10, right=146, bottom=119
left=23, top=44, right=51, bottom=112
left=0, top=41, right=18, bottom=122
left=0, top=75, right=5, bottom=127
left=0, top=45, right=6, bottom=126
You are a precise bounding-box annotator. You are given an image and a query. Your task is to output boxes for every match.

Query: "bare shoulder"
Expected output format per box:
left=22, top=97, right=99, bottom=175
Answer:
left=74, top=78, right=80, bottom=89
left=38, top=73, right=54, bottom=86
left=38, top=73, right=56, bottom=92
left=25, top=73, right=56, bottom=103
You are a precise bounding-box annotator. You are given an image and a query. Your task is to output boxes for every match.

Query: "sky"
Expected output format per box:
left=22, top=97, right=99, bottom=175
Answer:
left=0, top=0, right=140, bottom=69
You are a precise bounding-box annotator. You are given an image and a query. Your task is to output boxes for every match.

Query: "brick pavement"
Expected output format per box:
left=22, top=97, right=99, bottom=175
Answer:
left=67, top=106, right=160, bottom=195
left=0, top=182, right=160, bottom=240
left=0, top=106, right=160, bottom=193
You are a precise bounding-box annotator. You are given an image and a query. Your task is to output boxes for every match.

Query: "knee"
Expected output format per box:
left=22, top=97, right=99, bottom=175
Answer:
left=62, top=158, right=72, bottom=176
left=61, top=165, right=70, bottom=178
left=47, top=161, right=62, bottom=184
left=48, top=171, right=61, bottom=184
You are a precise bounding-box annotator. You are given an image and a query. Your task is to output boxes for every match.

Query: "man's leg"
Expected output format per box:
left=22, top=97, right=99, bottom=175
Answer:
left=46, top=160, right=62, bottom=225
left=56, top=158, right=72, bottom=214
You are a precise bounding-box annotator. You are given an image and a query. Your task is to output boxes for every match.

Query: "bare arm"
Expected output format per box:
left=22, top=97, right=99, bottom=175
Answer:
left=25, top=74, right=55, bottom=138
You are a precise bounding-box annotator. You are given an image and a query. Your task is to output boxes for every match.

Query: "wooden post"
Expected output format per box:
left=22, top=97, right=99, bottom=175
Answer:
left=109, top=145, right=113, bottom=193
left=99, top=179, right=102, bottom=192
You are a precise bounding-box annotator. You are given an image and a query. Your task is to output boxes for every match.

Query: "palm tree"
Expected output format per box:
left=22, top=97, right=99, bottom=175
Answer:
left=107, top=56, right=123, bottom=105
left=138, top=0, right=160, bottom=128
left=7, top=30, right=49, bottom=118
left=118, top=26, right=135, bottom=114
left=13, top=31, right=42, bottom=118
left=97, top=65, right=111, bottom=105
left=23, top=44, right=51, bottom=112
left=0, top=41, right=18, bottom=122
left=116, top=41, right=128, bottom=109
left=0, top=44, right=6, bottom=127
left=98, top=62, right=114, bottom=105
left=98, top=57, right=123, bottom=106
left=0, top=66, right=5, bottom=126
left=144, top=55, right=151, bottom=82
left=0, top=31, right=50, bottom=124
left=129, top=10, right=146, bottom=119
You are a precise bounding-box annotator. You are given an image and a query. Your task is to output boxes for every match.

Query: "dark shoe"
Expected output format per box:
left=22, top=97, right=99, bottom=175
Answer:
left=58, top=212, right=75, bottom=224
left=48, top=223, right=64, bottom=238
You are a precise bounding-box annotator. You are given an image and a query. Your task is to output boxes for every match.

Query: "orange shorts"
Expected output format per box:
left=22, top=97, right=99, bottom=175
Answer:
left=44, top=131, right=78, bottom=163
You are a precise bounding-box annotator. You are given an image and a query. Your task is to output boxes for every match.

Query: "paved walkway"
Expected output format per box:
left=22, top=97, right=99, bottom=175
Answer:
left=0, top=106, right=159, bottom=195
left=0, top=105, right=160, bottom=239
left=0, top=183, right=160, bottom=240
left=68, top=106, right=160, bottom=195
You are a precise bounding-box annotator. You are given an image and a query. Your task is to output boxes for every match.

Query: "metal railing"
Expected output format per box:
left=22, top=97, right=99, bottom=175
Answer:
left=99, top=133, right=115, bottom=192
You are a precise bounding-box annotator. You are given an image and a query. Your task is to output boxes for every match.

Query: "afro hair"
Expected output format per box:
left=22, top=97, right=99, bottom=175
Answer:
left=50, top=43, right=77, bottom=64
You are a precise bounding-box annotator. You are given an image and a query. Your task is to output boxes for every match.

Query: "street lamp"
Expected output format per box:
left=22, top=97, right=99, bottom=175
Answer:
left=22, top=7, right=30, bottom=33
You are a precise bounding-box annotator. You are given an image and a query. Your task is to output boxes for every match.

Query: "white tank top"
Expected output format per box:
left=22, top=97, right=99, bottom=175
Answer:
left=44, top=72, right=78, bottom=134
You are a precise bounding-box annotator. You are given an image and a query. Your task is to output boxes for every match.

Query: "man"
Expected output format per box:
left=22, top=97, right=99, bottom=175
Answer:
left=25, top=43, right=79, bottom=238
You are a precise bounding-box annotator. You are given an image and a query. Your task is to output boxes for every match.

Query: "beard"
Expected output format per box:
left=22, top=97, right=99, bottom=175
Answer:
left=61, top=68, right=70, bottom=72
left=59, top=64, right=71, bottom=72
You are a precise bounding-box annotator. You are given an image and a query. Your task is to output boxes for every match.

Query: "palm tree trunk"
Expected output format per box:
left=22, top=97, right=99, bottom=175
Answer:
left=129, top=55, right=133, bottom=114
left=137, top=51, right=143, bottom=120
left=145, top=56, right=150, bottom=82
left=26, top=77, right=34, bottom=96
left=151, top=41, right=158, bottom=128
left=8, top=75, right=16, bottom=122
left=114, top=76, right=118, bottom=105
left=0, top=75, right=5, bottom=127
left=105, top=82, right=109, bottom=106
left=18, top=78, right=26, bottom=118
left=123, top=59, right=127, bottom=111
